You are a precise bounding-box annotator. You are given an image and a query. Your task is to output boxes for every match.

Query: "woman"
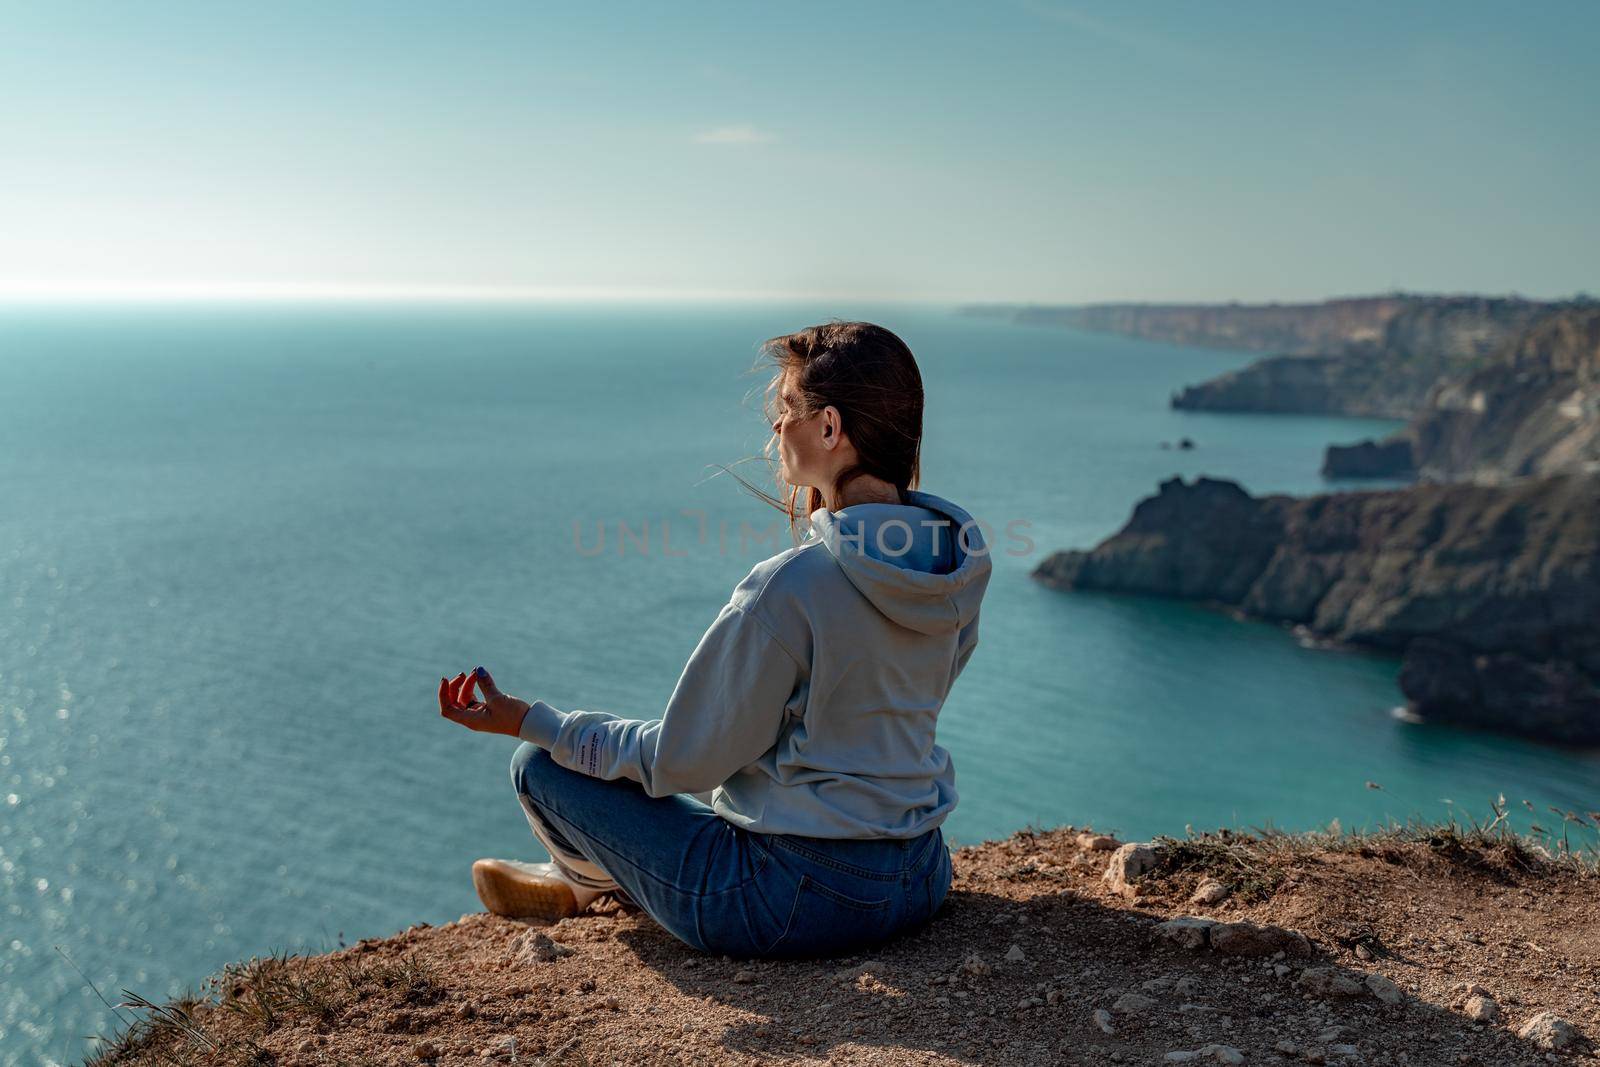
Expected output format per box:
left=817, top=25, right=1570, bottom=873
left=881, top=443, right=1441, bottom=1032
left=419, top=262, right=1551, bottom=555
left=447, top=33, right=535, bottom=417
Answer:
left=439, top=320, right=991, bottom=959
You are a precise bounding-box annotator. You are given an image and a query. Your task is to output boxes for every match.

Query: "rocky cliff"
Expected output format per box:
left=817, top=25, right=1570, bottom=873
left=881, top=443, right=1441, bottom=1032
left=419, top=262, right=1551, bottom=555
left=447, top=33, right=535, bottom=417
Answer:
left=998, top=296, right=1409, bottom=355
left=1324, top=306, right=1600, bottom=482
left=1032, top=475, right=1600, bottom=744
left=1171, top=297, right=1555, bottom=418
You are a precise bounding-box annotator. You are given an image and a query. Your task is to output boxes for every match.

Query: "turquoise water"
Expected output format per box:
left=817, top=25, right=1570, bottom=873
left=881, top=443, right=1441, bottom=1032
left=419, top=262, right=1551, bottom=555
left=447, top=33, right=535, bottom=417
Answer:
left=2, top=303, right=1595, bottom=1063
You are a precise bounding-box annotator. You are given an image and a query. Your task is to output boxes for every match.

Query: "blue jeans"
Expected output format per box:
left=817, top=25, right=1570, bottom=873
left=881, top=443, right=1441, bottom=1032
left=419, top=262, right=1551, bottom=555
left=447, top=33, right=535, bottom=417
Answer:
left=509, top=742, right=952, bottom=959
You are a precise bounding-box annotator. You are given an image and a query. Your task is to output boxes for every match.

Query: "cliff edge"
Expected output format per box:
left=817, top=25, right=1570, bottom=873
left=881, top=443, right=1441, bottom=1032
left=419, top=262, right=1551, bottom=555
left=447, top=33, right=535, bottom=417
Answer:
left=91, top=825, right=1597, bottom=1066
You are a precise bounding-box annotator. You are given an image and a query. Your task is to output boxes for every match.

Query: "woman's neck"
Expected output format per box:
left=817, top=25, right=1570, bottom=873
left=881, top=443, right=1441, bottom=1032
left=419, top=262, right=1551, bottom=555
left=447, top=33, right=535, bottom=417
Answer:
left=826, top=477, right=902, bottom=511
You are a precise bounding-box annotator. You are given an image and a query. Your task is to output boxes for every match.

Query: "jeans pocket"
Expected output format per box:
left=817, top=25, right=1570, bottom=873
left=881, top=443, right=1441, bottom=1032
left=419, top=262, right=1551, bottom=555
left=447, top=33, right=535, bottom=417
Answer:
left=761, top=874, right=896, bottom=959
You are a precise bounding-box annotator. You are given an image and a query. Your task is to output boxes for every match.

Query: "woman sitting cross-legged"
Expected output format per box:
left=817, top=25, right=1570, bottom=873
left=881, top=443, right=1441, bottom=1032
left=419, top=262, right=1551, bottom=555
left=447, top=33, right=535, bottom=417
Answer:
left=439, top=321, right=992, bottom=959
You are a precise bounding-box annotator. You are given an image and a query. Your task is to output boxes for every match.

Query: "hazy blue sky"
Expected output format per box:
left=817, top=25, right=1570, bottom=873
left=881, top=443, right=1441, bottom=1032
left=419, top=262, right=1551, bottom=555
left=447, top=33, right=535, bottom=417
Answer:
left=1, top=1, right=1595, bottom=303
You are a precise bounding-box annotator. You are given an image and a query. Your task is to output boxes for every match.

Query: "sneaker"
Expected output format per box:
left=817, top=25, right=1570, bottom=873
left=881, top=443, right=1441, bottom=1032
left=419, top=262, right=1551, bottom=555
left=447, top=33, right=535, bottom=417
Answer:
left=472, top=859, right=602, bottom=919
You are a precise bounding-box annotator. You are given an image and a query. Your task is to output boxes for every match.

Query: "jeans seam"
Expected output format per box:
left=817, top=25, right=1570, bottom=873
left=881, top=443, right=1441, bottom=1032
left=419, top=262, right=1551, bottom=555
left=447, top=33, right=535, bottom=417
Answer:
left=907, top=830, right=940, bottom=873
left=769, top=836, right=904, bottom=881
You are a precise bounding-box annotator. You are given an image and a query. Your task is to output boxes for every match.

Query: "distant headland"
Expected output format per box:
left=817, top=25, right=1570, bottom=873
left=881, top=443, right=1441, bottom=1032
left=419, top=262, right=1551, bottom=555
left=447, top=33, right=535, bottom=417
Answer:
left=985, top=294, right=1600, bottom=745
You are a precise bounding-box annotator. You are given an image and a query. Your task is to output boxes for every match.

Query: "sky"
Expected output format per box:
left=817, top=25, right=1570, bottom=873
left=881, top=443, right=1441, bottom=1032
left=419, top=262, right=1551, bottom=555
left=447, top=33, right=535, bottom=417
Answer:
left=0, top=1, right=1595, bottom=304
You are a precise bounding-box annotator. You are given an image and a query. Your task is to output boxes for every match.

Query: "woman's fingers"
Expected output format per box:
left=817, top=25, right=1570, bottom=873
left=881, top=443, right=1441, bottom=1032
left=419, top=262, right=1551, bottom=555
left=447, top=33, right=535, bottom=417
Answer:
left=448, top=671, right=470, bottom=708
left=440, top=676, right=461, bottom=718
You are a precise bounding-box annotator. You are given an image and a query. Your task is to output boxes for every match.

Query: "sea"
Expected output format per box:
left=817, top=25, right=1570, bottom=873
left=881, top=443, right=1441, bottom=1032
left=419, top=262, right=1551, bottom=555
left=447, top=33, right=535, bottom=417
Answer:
left=2, top=302, right=1596, bottom=1063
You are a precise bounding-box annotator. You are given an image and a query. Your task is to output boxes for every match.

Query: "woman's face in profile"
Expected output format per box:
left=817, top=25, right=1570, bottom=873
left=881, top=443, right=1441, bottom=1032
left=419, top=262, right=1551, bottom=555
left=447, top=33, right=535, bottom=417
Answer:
left=770, top=371, right=826, bottom=490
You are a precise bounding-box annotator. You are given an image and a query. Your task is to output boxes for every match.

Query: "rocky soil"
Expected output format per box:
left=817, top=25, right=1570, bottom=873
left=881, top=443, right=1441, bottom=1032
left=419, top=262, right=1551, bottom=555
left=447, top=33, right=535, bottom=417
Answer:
left=1031, top=474, right=1600, bottom=744
left=92, top=826, right=1598, bottom=1067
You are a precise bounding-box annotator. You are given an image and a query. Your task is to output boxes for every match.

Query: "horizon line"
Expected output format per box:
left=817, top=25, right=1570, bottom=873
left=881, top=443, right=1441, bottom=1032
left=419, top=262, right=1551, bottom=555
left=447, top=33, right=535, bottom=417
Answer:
left=0, top=280, right=964, bottom=305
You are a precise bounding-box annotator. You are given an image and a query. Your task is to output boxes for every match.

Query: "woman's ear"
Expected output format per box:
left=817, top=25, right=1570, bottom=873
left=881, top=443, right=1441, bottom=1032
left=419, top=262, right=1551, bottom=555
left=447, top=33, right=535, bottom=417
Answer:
left=821, top=405, right=843, bottom=450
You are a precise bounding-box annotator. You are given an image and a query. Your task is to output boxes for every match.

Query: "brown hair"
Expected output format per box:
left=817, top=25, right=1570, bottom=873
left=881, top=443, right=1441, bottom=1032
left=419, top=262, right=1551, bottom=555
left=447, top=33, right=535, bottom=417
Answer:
left=714, top=320, right=924, bottom=543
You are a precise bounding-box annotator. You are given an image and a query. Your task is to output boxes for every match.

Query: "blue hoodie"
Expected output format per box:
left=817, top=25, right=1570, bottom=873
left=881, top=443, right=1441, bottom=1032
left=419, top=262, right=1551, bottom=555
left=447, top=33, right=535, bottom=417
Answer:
left=517, top=489, right=993, bottom=839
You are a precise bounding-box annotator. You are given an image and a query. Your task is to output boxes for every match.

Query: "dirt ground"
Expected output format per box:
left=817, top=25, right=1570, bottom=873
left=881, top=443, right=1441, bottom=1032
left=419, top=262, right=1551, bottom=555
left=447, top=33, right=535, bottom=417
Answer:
left=92, top=825, right=1599, bottom=1066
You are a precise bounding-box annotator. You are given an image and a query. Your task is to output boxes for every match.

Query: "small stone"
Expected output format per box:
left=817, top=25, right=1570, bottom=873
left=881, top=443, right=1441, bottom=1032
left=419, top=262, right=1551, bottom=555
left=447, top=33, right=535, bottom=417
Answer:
left=1275, top=1040, right=1298, bottom=1055
left=1077, top=833, right=1121, bottom=851
left=603, top=995, right=620, bottom=1010
left=514, top=931, right=575, bottom=962
left=1296, top=967, right=1365, bottom=998
left=1463, top=993, right=1500, bottom=1022
left=296, top=1039, right=315, bottom=1053
left=1190, top=879, right=1231, bottom=906
left=413, top=1042, right=439, bottom=1061
left=1365, top=972, right=1403, bottom=1005
left=1093, top=1008, right=1116, bottom=1034
left=959, top=953, right=992, bottom=977
left=834, top=960, right=883, bottom=983
left=1200, top=1046, right=1245, bottom=1065
left=1273, top=964, right=1291, bottom=979
left=1173, top=975, right=1201, bottom=998
left=1329, top=1045, right=1359, bottom=1059
left=1102, top=843, right=1162, bottom=897
left=1155, top=917, right=1217, bottom=950
left=734, top=969, right=756, bottom=983
left=1210, top=921, right=1313, bottom=959
left=1113, top=992, right=1156, bottom=1014
left=1354, top=943, right=1373, bottom=961
left=1164, top=1053, right=1200, bottom=1064
left=454, top=1001, right=477, bottom=1020
left=1004, top=944, right=1026, bottom=963
left=577, top=977, right=596, bottom=993
left=1517, top=1011, right=1577, bottom=1051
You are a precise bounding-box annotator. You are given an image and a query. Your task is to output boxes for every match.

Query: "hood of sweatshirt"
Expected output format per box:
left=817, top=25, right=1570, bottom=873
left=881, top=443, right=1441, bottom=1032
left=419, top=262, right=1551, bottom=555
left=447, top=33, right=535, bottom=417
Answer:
left=807, top=488, right=993, bottom=636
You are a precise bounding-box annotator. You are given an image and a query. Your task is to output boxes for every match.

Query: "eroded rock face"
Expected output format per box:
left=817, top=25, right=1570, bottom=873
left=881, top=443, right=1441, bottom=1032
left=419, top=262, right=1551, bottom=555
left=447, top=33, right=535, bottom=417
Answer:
left=1171, top=297, right=1555, bottom=418
left=1409, top=308, right=1600, bottom=481
left=1399, top=638, right=1600, bottom=744
left=1327, top=307, right=1600, bottom=483
left=1034, top=474, right=1600, bottom=744
left=1322, top=438, right=1416, bottom=480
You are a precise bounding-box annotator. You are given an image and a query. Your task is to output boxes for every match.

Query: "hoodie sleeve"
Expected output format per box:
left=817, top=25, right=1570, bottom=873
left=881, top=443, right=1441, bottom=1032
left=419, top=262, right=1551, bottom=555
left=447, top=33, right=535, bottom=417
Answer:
left=516, top=597, right=805, bottom=797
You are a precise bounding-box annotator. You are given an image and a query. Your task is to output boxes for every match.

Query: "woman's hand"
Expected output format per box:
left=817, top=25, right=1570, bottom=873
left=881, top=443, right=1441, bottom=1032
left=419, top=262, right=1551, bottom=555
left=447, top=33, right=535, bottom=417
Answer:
left=439, top=666, right=531, bottom=737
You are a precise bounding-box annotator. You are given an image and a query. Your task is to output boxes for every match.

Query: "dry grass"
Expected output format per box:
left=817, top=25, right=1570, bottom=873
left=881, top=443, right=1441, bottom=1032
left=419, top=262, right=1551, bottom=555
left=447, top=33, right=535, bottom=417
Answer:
left=83, top=949, right=446, bottom=1066
left=1147, top=797, right=1600, bottom=902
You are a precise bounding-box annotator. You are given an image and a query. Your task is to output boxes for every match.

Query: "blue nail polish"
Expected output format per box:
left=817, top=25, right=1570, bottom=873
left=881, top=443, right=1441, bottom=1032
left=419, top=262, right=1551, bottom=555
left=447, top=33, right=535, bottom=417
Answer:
left=474, top=666, right=487, bottom=679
